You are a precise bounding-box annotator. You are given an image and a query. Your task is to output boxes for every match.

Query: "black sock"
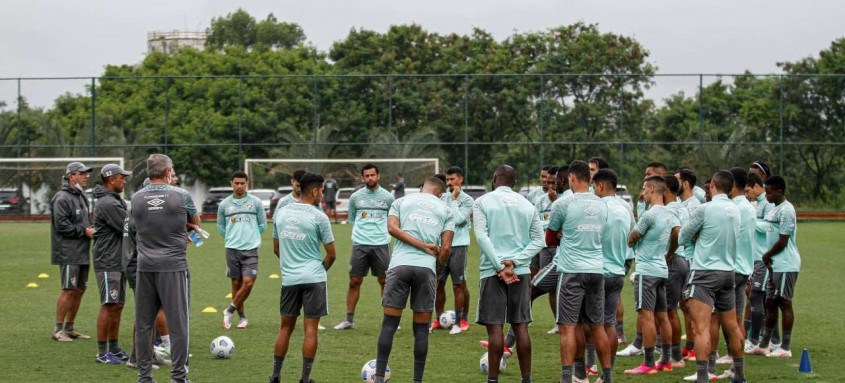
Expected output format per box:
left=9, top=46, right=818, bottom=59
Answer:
left=412, top=323, right=429, bottom=382
left=301, top=357, right=314, bottom=382
left=708, top=351, right=717, bottom=374
left=743, top=319, right=752, bottom=335
left=781, top=330, right=792, bottom=351
left=771, top=321, right=781, bottom=344
left=272, top=355, right=285, bottom=378
left=226, top=303, right=237, bottom=314
left=456, top=310, right=464, bottom=323
left=97, top=341, right=107, bottom=355
left=660, top=343, right=672, bottom=364
left=346, top=312, right=355, bottom=323
left=54, top=323, right=63, bottom=333
left=573, top=357, right=586, bottom=379
left=611, top=353, right=617, bottom=368
left=644, top=347, right=655, bottom=367
left=685, top=340, right=695, bottom=351
left=560, top=365, right=573, bottom=383
left=696, top=360, right=709, bottom=382
left=671, top=344, right=682, bottom=362
left=586, top=342, right=596, bottom=367
left=616, top=320, right=625, bottom=339
left=749, top=290, right=765, bottom=345
left=376, top=315, right=400, bottom=378
left=602, top=367, right=613, bottom=383
left=632, top=331, right=643, bottom=349
left=732, top=357, right=745, bottom=381
left=505, top=327, right=516, bottom=348
left=520, top=376, right=531, bottom=383
left=760, top=327, right=772, bottom=348
left=64, top=321, right=74, bottom=332
left=237, top=307, right=246, bottom=319
left=108, top=339, right=120, bottom=353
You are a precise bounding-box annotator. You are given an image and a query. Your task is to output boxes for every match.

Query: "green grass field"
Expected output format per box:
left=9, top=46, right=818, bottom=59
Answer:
left=1, top=221, right=843, bottom=382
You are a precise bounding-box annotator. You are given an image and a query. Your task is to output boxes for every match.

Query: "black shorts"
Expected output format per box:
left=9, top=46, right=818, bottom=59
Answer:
left=634, top=274, right=668, bottom=312
left=766, top=272, right=798, bottom=301
left=382, top=266, right=436, bottom=312
left=685, top=270, right=735, bottom=312
left=279, top=282, right=328, bottom=318
left=603, top=275, right=625, bottom=326
left=530, top=247, right=556, bottom=271
left=324, top=200, right=336, bottom=209
left=557, top=273, right=605, bottom=326
left=60, top=264, right=89, bottom=290
left=477, top=274, right=532, bottom=325
left=226, top=248, right=259, bottom=278
left=437, top=246, right=467, bottom=285
left=734, top=273, right=749, bottom=313
left=751, top=261, right=768, bottom=292
left=666, top=256, right=690, bottom=309
left=96, top=271, right=126, bottom=305
left=531, top=263, right=559, bottom=294
left=349, top=244, right=390, bottom=277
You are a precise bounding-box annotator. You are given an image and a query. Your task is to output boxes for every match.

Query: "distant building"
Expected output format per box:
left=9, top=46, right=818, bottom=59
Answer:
left=147, top=30, right=207, bottom=54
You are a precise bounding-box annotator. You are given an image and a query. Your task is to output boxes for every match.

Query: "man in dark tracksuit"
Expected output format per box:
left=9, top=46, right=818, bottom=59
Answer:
left=93, top=164, right=132, bottom=364
left=51, top=161, right=94, bottom=342
left=131, top=154, right=200, bottom=383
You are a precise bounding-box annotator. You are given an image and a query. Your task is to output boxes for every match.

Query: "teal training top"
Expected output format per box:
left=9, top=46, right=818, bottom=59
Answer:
left=348, top=186, right=395, bottom=246
left=679, top=194, right=740, bottom=272
left=665, top=201, right=690, bottom=259
left=548, top=192, right=607, bottom=274
left=752, top=193, right=774, bottom=262
left=681, top=196, right=701, bottom=259
left=389, top=193, right=455, bottom=273
left=473, top=186, right=544, bottom=279
left=693, top=185, right=707, bottom=203
left=633, top=204, right=678, bottom=278
left=732, top=196, right=756, bottom=276
left=217, top=193, right=266, bottom=250
left=441, top=190, right=474, bottom=247
left=274, top=202, right=334, bottom=286
left=526, top=188, right=545, bottom=205
left=602, top=195, right=634, bottom=276
left=534, top=193, right=555, bottom=231
left=764, top=200, right=801, bottom=272
left=272, top=193, right=298, bottom=239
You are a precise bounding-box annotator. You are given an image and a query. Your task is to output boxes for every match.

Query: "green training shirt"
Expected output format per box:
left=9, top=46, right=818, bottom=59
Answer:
left=548, top=192, right=607, bottom=274
left=752, top=193, right=773, bottom=262
left=389, top=193, right=455, bottom=273
left=217, top=193, right=267, bottom=250
left=732, top=195, right=756, bottom=276
left=679, top=194, right=740, bottom=272
left=473, top=186, right=544, bottom=279
left=764, top=200, right=801, bottom=272
left=602, top=195, right=634, bottom=277
left=633, top=204, right=678, bottom=278
left=348, top=186, right=394, bottom=246
left=534, top=193, right=555, bottom=231
left=665, top=201, right=689, bottom=259
left=272, top=193, right=298, bottom=239
left=441, top=190, right=473, bottom=247
left=274, top=202, right=334, bottom=286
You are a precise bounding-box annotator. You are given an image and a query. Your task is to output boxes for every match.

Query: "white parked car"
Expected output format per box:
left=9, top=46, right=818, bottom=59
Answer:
left=335, top=187, right=356, bottom=214
left=249, top=189, right=275, bottom=214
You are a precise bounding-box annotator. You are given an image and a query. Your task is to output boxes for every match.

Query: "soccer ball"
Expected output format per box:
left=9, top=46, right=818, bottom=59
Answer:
left=479, top=351, right=507, bottom=374
left=439, top=310, right=456, bottom=328
left=210, top=335, right=235, bottom=359
left=361, top=359, right=391, bottom=382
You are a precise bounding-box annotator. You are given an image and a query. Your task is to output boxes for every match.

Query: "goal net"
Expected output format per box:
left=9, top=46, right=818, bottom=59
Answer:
left=0, top=157, right=124, bottom=215
left=245, top=158, right=441, bottom=192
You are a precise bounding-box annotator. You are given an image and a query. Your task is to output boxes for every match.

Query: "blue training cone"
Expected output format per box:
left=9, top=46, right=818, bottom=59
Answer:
left=799, top=348, right=812, bottom=373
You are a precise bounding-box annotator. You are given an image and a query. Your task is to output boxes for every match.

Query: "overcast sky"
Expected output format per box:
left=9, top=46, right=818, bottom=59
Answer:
left=2, top=0, right=843, bottom=108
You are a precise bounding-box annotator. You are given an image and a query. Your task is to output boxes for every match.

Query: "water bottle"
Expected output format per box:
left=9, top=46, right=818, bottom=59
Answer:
left=189, top=230, right=204, bottom=247
left=197, top=228, right=210, bottom=239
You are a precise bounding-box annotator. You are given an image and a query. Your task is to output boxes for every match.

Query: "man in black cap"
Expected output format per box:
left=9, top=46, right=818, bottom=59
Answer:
left=93, top=164, right=132, bottom=364
left=50, top=161, right=95, bottom=342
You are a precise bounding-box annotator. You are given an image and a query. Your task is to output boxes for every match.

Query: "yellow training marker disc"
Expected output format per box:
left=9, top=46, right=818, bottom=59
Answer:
left=225, top=293, right=232, bottom=299
left=26, top=282, right=39, bottom=288
left=269, top=274, right=280, bottom=279
left=202, top=306, right=218, bottom=313
left=38, top=273, right=50, bottom=279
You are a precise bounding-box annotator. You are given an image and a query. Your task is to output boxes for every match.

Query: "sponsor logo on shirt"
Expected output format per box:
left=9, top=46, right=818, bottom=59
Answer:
left=420, top=201, right=434, bottom=210
left=279, top=230, right=307, bottom=241
left=408, top=213, right=439, bottom=226
left=576, top=224, right=602, bottom=232
left=286, top=217, right=300, bottom=225
left=501, top=196, right=519, bottom=207
left=584, top=206, right=599, bottom=217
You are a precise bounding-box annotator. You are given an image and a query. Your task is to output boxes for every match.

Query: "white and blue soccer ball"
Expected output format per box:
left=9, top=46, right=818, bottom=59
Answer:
left=210, top=335, right=235, bottom=359
left=479, top=351, right=507, bottom=374
left=361, top=359, right=390, bottom=382
left=439, top=310, right=457, bottom=328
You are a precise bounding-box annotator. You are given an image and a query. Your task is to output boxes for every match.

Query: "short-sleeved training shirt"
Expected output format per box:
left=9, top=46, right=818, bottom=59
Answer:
left=348, top=186, right=394, bottom=246
left=388, top=193, right=454, bottom=273
left=633, top=204, right=678, bottom=278
left=547, top=192, right=607, bottom=274
left=274, top=202, right=335, bottom=286
left=441, top=190, right=473, bottom=247
left=764, top=200, right=800, bottom=272
left=602, top=195, right=634, bottom=277
left=131, top=184, right=197, bottom=272
left=679, top=194, right=739, bottom=272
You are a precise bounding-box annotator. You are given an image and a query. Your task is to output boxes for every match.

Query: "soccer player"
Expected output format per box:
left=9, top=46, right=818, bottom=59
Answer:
left=323, top=173, right=339, bottom=222
left=390, top=172, right=406, bottom=198
left=131, top=154, right=201, bottom=383
left=532, top=166, right=561, bottom=335
left=624, top=175, right=678, bottom=375
left=273, top=170, right=306, bottom=257
left=547, top=160, right=613, bottom=383
left=678, top=170, right=746, bottom=383
left=588, top=157, right=609, bottom=181
left=662, top=174, right=691, bottom=368
left=744, top=172, right=773, bottom=350
left=92, top=164, right=132, bottom=364
left=269, top=173, right=336, bottom=383
left=593, top=169, right=634, bottom=369
left=635, top=162, right=668, bottom=221
left=374, top=176, right=454, bottom=383
left=218, top=170, right=267, bottom=330
left=751, top=175, right=800, bottom=359
left=50, top=161, right=94, bottom=342
left=474, top=165, right=544, bottom=383
left=433, top=166, right=474, bottom=334
left=748, top=160, right=771, bottom=182
left=525, top=165, right=551, bottom=204
left=335, top=164, right=395, bottom=330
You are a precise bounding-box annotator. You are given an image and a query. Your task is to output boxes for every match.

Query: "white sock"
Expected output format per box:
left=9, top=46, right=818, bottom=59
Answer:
left=160, top=335, right=171, bottom=350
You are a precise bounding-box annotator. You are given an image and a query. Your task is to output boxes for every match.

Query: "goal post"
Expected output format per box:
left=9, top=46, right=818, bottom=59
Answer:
left=244, top=158, right=440, bottom=191
left=0, top=157, right=124, bottom=215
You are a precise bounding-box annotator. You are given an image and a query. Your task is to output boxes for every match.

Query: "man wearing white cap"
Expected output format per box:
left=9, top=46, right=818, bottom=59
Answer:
left=93, top=164, right=132, bottom=364
left=50, top=161, right=95, bottom=342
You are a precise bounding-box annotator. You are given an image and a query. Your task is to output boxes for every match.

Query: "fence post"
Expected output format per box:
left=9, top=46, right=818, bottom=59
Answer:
left=464, top=75, right=469, bottom=181
left=164, top=78, right=170, bottom=155
left=238, top=76, right=244, bottom=166
left=778, top=76, right=784, bottom=173
left=539, top=74, right=545, bottom=170
left=698, top=74, right=704, bottom=158
left=91, top=77, right=96, bottom=156
left=312, top=76, right=319, bottom=158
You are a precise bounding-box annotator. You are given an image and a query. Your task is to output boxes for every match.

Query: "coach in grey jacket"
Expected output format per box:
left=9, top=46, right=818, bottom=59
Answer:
left=50, top=161, right=94, bottom=342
